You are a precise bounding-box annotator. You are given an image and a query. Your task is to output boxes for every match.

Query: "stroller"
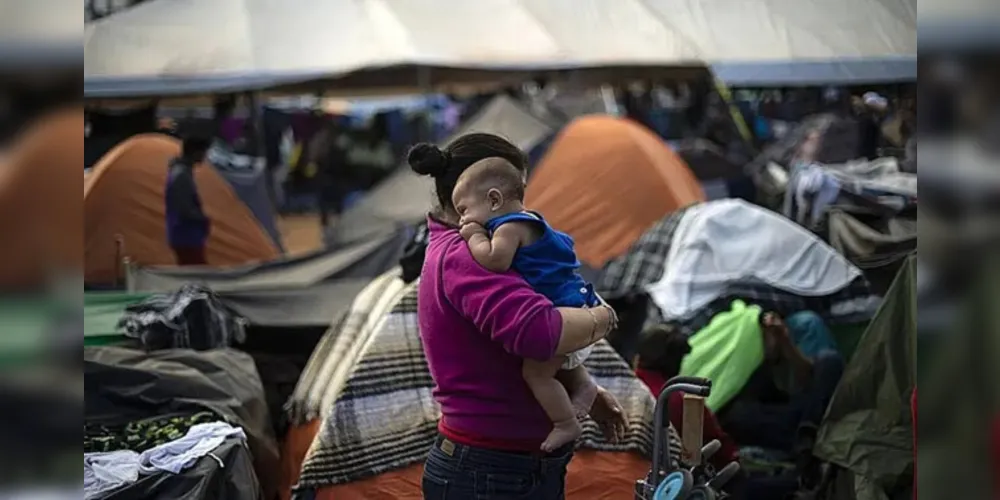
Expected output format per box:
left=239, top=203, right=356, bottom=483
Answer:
left=635, top=376, right=741, bottom=500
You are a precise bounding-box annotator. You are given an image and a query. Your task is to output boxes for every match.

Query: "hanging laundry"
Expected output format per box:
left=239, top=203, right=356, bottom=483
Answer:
left=784, top=162, right=843, bottom=228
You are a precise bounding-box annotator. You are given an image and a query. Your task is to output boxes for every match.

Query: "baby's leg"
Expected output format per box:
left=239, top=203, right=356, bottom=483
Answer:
left=557, top=365, right=599, bottom=418
left=523, top=357, right=582, bottom=452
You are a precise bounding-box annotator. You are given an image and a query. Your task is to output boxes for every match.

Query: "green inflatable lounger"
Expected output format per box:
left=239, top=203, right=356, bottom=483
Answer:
left=84, top=292, right=152, bottom=346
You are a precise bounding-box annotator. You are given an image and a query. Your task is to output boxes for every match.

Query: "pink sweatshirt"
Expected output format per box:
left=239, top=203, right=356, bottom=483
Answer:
left=419, top=217, right=564, bottom=443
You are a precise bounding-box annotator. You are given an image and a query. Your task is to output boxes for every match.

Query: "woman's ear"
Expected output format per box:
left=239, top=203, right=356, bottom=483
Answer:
left=487, top=188, right=505, bottom=211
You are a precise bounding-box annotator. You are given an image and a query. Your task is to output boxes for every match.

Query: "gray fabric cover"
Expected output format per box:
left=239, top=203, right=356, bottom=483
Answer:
left=127, top=230, right=409, bottom=327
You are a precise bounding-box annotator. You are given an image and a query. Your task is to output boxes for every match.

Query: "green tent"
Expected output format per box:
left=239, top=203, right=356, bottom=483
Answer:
left=84, top=292, right=151, bottom=346
left=813, top=255, right=916, bottom=500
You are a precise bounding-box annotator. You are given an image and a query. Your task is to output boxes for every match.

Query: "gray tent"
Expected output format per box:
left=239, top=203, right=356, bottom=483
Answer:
left=208, top=143, right=284, bottom=251
left=126, top=230, right=408, bottom=328
left=329, top=95, right=559, bottom=246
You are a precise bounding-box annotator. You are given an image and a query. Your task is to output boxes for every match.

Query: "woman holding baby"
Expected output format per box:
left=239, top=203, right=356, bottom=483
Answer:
left=412, top=133, right=626, bottom=499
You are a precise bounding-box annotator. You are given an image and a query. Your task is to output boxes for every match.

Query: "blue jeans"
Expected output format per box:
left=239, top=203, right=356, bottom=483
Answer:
left=422, top=435, right=574, bottom=499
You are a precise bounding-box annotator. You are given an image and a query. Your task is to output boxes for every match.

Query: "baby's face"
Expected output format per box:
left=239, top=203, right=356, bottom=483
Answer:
left=452, top=181, right=493, bottom=227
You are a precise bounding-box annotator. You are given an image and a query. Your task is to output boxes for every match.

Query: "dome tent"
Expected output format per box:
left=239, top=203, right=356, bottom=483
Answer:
left=525, top=115, right=705, bottom=267
left=85, top=134, right=280, bottom=285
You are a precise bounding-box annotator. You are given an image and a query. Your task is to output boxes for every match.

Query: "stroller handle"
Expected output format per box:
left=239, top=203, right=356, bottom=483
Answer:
left=649, top=382, right=713, bottom=487
left=664, top=376, right=712, bottom=389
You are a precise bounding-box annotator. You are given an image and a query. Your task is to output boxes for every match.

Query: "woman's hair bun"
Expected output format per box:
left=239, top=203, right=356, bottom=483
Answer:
left=407, top=143, right=450, bottom=178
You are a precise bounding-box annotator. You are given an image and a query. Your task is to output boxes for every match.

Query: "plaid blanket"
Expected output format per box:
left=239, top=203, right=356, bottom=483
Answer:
left=294, top=275, right=677, bottom=491
left=286, top=268, right=412, bottom=424
left=117, top=284, right=246, bottom=350
left=667, top=277, right=881, bottom=336
left=597, top=204, right=698, bottom=301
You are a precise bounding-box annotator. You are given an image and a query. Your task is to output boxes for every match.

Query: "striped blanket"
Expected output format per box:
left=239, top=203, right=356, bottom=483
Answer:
left=285, top=268, right=412, bottom=424
left=292, top=269, right=676, bottom=490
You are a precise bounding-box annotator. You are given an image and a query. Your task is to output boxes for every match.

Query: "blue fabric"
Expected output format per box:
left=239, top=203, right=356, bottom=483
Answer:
left=786, top=311, right=839, bottom=359
left=753, top=116, right=773, bottom=141
left=484, top=211, right=597, bottom=308
left=164, top=164, right=209, bottom=248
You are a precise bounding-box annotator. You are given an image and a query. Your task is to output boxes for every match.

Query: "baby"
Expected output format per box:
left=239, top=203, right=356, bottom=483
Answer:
left=453, top=157, right=609, bottom=452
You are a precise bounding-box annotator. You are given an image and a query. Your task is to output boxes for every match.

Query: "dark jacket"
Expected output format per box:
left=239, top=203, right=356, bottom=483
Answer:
left=165, top=159, right=210, bottom=248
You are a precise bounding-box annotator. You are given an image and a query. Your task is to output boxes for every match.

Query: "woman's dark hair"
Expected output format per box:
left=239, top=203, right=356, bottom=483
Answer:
left=407, top=133, right=528, bottom=212
left=636, top=324, right=692, bottom=378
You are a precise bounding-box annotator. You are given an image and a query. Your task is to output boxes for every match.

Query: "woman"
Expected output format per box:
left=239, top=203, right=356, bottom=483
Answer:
left=411, top=133, right=627, bottom=499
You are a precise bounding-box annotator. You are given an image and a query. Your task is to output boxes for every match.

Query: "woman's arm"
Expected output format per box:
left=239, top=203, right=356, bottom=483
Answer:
left=444, top=243, right=613, bottom=361
left=553, top=306, right=614, bottom=355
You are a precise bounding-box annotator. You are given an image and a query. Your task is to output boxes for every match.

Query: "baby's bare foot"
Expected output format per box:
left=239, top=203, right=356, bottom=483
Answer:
left=541, top=418, right=582, bottom=453
left=570, top=382, right=599, bottom=418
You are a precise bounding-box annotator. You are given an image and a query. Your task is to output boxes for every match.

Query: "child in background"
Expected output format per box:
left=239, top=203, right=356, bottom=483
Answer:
left=453, top=157, right=615, bottom=452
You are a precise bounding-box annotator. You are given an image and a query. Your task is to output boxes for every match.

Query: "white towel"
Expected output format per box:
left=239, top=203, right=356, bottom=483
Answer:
left=84, top=450, right=141, bottom=499
left=139, top=422, right=246, bottom=475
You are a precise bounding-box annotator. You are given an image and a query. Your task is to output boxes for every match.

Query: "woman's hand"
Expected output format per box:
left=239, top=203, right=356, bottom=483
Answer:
left=589, top=386, right=627, bottom=443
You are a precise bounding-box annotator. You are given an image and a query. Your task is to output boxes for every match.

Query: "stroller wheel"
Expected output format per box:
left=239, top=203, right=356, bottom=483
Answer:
left=654, top=470, right=693, bottom=500
left=688, top=486, right=717, bottom=500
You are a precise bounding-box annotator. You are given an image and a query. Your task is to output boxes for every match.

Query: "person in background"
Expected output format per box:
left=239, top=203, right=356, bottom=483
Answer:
left=634, top=324, right=740, bottom=471
left=165, top=133, right=212, bottom=265
left=856, top=92, right=889, bottom=160
left=716, top=311, right=843, bottom=458
left=306, top=118, right=351, bottom=228
left=351, top=112, right=396, bottom=188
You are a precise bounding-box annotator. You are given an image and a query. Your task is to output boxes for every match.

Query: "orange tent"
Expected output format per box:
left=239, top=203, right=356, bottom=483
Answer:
left=85, top=134, right=280, bottom=285
left=0, top=108, right=83, bottom=290
left=525, top=116, right=705, bottom=267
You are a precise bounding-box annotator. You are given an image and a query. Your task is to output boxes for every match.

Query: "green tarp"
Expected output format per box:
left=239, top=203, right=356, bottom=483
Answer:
left=84, top=292, right=151, bottom=346
left=814, top=255, right=916, bottom=500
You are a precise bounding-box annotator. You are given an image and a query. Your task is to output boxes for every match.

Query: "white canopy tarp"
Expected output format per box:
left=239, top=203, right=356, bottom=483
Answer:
left=84, top=0, right=917, bottom=97
left=84, top=0, right=704, bottom=97
left=640, top=0, right=917, bottom=85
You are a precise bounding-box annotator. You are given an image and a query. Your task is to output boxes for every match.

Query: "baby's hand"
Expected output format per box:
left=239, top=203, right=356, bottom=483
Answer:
left=459, top=222, right=487, bottom=241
